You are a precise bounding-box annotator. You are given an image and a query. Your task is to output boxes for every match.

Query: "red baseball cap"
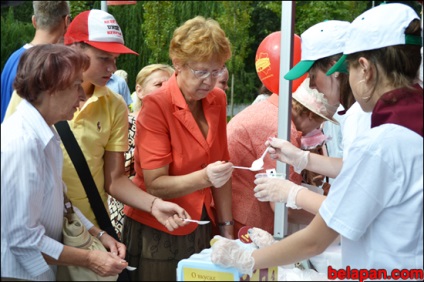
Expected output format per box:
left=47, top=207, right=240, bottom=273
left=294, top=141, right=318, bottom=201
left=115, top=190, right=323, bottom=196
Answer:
left=64, top=9, right=138, bottom=55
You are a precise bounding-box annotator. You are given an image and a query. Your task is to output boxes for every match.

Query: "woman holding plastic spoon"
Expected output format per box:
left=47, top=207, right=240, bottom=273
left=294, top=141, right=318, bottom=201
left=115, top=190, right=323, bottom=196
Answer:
left=122, top=16, right=234, bottom=281
left=228, top=78, right=339, bottom=237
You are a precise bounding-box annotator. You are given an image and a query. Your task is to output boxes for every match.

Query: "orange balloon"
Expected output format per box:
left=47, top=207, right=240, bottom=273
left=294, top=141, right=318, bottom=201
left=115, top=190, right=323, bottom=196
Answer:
left=255, top=31, right=307, bottom=94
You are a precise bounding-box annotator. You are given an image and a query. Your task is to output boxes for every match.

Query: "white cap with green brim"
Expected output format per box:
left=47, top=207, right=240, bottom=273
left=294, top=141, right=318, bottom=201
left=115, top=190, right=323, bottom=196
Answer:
left=327, top=3, right=421, bottom=75
left=284, top=20, right=350, bottom=80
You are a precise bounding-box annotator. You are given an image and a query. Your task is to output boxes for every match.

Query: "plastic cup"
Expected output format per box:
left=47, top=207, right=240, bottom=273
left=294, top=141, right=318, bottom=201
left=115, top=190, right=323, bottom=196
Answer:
left=255, top=172, right=286, bottom=179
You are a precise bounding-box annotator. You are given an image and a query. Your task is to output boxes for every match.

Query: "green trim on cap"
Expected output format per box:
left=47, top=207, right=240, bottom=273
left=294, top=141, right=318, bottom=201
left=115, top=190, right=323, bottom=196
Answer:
left=326, top=54, right=348, bottom=76
left=284, top=60, right=315, bottom=80
left=405, top=35, right=422, bottom=46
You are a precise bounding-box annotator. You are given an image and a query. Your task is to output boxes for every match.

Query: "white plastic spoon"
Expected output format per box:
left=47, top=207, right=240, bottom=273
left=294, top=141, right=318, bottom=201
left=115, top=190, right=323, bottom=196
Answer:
left=182, top=218, right=210, bottom=225
left=250, top=146, right=270, bottom=170
left=126, top=266, right=137, bottom=271
left=232, top=146, right=270, bottom=172
left=232, top=165, right=263, bottom=171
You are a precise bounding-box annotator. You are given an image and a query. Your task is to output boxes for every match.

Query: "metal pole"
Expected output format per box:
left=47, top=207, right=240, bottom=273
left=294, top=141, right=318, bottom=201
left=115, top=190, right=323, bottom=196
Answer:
left=274, top=1, right=295, bottom=240
left=101, top=1, right=108, bottom=12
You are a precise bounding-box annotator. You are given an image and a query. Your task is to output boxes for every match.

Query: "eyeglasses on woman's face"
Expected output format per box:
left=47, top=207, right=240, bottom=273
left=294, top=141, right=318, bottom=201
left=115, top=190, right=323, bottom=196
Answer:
left=186, top=64, right=226, bottom=80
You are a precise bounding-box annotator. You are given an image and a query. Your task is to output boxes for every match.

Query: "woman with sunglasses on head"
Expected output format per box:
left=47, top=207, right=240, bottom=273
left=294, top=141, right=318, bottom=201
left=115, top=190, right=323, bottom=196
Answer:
left=122, top=16, right=234, bottom=281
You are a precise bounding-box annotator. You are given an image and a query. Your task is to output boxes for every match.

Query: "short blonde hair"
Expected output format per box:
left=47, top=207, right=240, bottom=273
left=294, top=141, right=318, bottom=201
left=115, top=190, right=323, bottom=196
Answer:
left=169, top=16, right=231, bottom=65
left=132, top=64, right=174, bottom=112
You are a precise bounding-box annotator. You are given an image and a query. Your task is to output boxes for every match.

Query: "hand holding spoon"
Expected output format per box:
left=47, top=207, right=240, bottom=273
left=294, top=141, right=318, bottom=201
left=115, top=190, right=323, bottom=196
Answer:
left=232, top=146, right=270, bottom=171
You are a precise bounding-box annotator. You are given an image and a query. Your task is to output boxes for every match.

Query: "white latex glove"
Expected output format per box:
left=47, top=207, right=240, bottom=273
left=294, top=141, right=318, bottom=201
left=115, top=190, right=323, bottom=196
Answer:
left=248, top=227, right=276, bottom=248
left=210, top=237, right=255, bottom=276
left=253, top=177, right=292, bottom=203
left=266, top=137, right=309, bottom=173
left=205, top=161, right=233, bottom=188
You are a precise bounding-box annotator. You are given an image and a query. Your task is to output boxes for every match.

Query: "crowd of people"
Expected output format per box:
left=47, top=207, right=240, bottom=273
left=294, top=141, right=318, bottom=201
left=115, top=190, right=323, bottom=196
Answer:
left=211, top=2, right=423, bottom=277
left=1, top=1, right=422, bottom=281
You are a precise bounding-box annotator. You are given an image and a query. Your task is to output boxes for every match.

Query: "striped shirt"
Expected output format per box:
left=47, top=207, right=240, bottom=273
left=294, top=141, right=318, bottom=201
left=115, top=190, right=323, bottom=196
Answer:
left=1, top=100, right=93, bottom=281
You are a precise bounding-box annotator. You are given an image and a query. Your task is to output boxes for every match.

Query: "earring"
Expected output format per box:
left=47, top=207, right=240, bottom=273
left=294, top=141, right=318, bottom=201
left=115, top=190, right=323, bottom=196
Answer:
left=356, top=79, right=370, bottom=100
left=334, top=72, right=339, bottom=78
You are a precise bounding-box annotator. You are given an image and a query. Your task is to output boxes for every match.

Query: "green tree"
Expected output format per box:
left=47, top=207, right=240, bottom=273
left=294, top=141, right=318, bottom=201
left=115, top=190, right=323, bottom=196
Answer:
left=2, top=0, right=421, bottom=101
left=295, top=1, right=369, bottom=35
left=108, top=2, right=146, bottom=92
left=142, top=1, right=175, bottom=64
left=0, top=8, right=33, bottom=70
left=1, top=1, right=33, bottom=22
left=216, top=1, right=254, bottom=109
left=70, top=1, right=97, bottom=18
left=244, top=1, right=282, bottom=101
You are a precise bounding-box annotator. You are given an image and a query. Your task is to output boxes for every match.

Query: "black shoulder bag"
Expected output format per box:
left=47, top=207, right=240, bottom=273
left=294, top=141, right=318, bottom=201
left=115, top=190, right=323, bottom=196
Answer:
left=55, top=120, right=130, bottom=281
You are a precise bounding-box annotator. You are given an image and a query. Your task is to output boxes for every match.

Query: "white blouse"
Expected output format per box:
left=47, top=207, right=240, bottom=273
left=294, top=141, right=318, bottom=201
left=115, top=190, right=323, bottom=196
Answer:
left=1, top=100, right=93, bottom=281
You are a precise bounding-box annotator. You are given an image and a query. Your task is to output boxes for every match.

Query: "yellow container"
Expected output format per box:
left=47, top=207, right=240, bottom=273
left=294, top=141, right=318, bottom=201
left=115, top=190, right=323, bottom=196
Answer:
left=177, top=240, right=278, bottom=281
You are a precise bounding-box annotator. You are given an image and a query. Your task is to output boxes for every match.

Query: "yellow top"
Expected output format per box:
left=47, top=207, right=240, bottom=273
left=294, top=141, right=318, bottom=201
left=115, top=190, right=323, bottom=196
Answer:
left=4, top=90, right=21, bottom=120
left=62, top=86, right=128, bottom=226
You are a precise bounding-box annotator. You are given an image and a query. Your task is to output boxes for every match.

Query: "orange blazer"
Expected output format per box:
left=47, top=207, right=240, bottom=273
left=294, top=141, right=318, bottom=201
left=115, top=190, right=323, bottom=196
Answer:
left=124, top=74, right=230, bottom=235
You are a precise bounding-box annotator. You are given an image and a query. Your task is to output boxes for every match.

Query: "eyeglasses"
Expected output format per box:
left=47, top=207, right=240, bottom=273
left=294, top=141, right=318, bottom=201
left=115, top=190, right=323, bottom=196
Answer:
left=186, top=64, right=226, bottom=80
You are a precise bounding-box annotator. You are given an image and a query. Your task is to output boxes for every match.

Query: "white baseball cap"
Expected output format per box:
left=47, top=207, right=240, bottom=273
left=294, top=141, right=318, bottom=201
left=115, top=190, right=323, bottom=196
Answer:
left=284, top=20, right=350, bottom=80
left=64, top=9, right=138, bottom=55
left=327, top=3, right=421, bottom=75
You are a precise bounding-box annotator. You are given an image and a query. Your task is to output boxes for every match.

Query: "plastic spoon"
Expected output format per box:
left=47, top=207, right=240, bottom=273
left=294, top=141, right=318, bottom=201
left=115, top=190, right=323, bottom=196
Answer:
left=232, top=165, right=263, bottom=171
left=182, top=218, right=210, bottom=225
left=250, top=146, right=270, bottom=171
left=232, top=146, right=270, bottom=172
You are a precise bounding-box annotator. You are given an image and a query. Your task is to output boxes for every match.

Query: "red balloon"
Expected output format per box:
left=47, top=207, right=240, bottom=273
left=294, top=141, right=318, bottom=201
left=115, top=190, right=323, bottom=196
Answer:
left=255, top=31, right=306, bottom=94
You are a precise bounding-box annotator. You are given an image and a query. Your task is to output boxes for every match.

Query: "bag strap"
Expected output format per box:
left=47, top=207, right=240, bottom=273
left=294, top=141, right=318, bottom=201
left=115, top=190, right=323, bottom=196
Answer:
left=63, top=192, right=74, bottom=213
left=56, top=121, right=131, bottom=281
left=55, top=120, right=119, bottom=241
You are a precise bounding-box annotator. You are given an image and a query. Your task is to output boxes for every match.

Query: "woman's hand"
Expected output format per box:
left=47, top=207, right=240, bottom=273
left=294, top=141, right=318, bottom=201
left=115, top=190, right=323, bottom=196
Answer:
left=248, top=227, right=276, bottom=248
left=254, top=177, right=293, bottom=203
left=266, top=137, right=309, bottom=173
left=151, top=198, right=191, bottom=231
left=98, top=232, right=126, bottom=259
left=210, top=236, right=255, bottom=276
left=205, top=161, right=233, bottom=188
left=87, top=249, right=127, bottom=277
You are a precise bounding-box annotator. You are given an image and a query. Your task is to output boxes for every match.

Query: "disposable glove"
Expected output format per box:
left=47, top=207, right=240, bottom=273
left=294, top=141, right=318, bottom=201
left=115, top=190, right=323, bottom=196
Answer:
left=210, top=237, right=255, bottom=277
left=254, top=177, right=306, bottom=209
left=248, top=227, right=276, bottom=248
left=205, top=161, right=233, bottom=188
left=266, top=138, right=309, bottom=173
left=253, top=177, right=291, bottom=203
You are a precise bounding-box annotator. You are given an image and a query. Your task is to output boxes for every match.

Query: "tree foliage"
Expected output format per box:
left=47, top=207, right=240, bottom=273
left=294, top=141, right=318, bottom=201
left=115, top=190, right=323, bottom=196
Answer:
left=0, top=8, right=33, bottom=70
left=142, top=1, right=175, bottom=65
left=1, top=1, right=421, bottom=104
left=217, top=1, right=254, bottom=105
left=295, top=1, right=369, bottom=34
left=70, top=1, right=97, bottom=18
